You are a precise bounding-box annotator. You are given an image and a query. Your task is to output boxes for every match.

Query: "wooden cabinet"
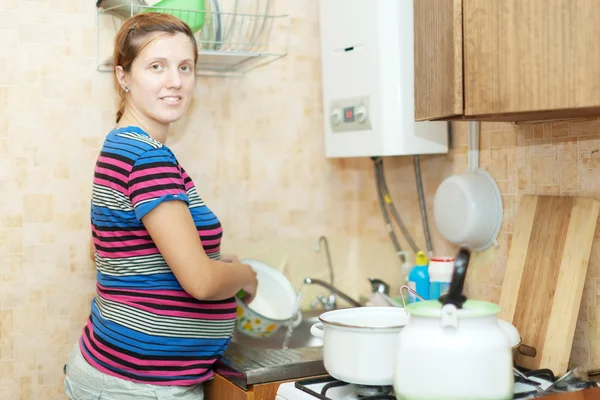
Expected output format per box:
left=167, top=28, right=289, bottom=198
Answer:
left=204, top=373, right=310, bottom=400
left=415, top=0, right=600, bottom=122
left=414, top=0, right=463, bottom=121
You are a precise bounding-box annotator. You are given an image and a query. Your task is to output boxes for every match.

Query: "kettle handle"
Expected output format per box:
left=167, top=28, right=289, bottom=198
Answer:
left=310, top=323, right=324, bottom=339
left=439, top=247, right=470, bottom=309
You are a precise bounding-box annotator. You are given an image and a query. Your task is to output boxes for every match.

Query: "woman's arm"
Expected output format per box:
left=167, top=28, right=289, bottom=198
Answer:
left=142, top=200, right=257, bottom=302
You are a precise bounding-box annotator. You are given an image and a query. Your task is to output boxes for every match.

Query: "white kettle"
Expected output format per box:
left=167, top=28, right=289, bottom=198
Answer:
left=394, top=248, right=514, bottom=400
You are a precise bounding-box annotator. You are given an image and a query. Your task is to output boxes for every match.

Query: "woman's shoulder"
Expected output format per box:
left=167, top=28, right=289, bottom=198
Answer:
left=108, top=126, right=164, bottom=150
left=103, top=126, right=179, bottom=165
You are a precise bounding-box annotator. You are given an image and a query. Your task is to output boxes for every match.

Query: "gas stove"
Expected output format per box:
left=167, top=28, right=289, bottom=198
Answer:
left=276, top=376, right=394, bottom=400
left=275, top=368, right=599, bottom=400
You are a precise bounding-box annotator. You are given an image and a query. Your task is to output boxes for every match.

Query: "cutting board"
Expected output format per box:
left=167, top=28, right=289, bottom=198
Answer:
left=498, top=195, right=600, bottom=375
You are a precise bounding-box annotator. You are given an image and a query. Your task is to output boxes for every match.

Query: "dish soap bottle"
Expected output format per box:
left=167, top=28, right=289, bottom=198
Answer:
left=399, top=250, right=412, bottom=287
left=429, top=256, right=455, bottom=301
left=408, top=251, right=430, bottom=303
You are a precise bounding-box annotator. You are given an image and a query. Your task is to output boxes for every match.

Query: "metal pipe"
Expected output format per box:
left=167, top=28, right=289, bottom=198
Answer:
left=303, top=278, right=362, bottom=308
left=377, top=159, right=419, bottom=254
left=414, top=155, right=433, bottom=256
left=372, top=158, right=404, bottom=259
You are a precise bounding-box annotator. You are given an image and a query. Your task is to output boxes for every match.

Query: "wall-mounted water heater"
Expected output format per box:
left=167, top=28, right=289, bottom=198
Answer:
left=318, top=0, right=448, bottom=158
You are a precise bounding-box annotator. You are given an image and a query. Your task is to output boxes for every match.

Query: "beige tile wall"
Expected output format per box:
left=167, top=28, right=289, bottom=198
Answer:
left=2, top=1, right=600, bottom=399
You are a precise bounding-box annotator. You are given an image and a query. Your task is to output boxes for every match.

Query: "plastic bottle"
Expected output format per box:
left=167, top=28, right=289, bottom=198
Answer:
left=399, top=250, right=412, bottom=286
left=408, top=251, right=430, bottom=303
left=393, top=251, right=413, bottom=306
left=429, top=257, right=455, bottom=301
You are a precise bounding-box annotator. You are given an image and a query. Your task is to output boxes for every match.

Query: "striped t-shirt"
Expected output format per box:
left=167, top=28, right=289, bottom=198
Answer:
left=80, top=126, right=236, bottom=386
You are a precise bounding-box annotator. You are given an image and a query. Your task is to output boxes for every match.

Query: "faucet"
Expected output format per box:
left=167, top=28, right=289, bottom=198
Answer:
left=309, top=236, right=393, bottom=310
left=311, top=236, right=337, bottom=309
left=304, top=277, right=362, bottom=309
left=368, top=278, right=390, bottom=295
left=315, top=236, right=334, bottom=286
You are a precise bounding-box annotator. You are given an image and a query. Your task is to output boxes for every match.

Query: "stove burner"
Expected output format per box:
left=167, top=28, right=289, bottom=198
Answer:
left=320, top=379, right=348, bottom=396
left=513, top=367, right=598, bottom=399
left=354, top=384, right=394, bottom=398
left=294, top=376, right=395, bottom=400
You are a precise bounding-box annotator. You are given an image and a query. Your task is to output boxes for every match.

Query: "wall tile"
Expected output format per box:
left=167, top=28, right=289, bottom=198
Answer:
left=551, top=121, right=569, bottom=137
left=530, top=155, right=553, bottom=186
left=552, top=137, right=578, bottom=162
left=561, top=162, right=579, bottom=191
left=570, top=119, right=599, bottom=136
left=490, top=130, right=517, bottom=147
left=22, top=195, right=53, bottom=223
left=490, top=148, right=509, bottom=180
left=581, top=157, right=600, bottom=190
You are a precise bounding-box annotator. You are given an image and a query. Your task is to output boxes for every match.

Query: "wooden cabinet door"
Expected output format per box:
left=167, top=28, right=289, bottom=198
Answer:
left=464, top=0, right=600, bottom=117
left=204, top=374, right=253, bottom=400
left=253, top=379, right=295, bottom=400
left=204, top=374, right=300, bottom=400
left=414, top=0, right=464, bottom=121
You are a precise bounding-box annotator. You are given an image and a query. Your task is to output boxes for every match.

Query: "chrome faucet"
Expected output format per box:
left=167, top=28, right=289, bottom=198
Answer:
left=315, top=235, right=334, bottom=286
left=304, top=277, right=362, bottom=309
left=311, top=236, right=337, bottom=310
left=368, top=278, right=390, bottom=295
left=309, top=236, right=392, bottom=310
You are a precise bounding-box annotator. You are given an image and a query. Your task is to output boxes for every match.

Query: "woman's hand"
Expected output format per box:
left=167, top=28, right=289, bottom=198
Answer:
left=240, top=263, right=258, bottom=305
left=222, top=255, right=257, bottom=304
left=221, top=254, right=239, bottom=263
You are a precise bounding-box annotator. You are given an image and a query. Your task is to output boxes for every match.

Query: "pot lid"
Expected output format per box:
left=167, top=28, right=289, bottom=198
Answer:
left=407, top=299, right=499, bottom=318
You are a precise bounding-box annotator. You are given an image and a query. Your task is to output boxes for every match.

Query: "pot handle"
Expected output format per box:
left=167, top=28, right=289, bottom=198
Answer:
left=310, top=323, right=324, bottom=339
left=518, top=344, right=537, bottom=358
left=291, top=310, right=303, bottom=328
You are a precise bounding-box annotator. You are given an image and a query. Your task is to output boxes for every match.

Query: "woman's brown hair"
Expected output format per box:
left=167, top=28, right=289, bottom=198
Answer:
left=113, top=13, right=198, bottom=123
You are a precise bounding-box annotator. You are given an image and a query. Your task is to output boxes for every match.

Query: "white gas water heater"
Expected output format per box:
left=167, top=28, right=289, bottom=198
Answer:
left=318, top=0, right=448, bottom=158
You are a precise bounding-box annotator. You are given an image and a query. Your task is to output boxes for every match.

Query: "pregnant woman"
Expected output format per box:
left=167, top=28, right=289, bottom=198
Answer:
left=63, top=12, right=258, bottom=400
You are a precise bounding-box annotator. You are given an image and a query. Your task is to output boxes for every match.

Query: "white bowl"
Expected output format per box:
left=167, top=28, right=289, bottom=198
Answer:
left=235, top=259, right=300, bottom=338
left=242, top=259, right=297, bottom=320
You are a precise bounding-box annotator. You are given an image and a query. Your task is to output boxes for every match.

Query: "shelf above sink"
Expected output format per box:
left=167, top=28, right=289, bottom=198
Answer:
left=95, top=3, right=290, bottom=76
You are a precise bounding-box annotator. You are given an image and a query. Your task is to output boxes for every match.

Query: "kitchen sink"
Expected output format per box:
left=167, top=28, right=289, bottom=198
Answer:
left=231, top=309, right=324, bottom=349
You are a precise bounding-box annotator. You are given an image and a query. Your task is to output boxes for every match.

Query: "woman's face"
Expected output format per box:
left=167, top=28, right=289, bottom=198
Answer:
left=118, top=32, right=196, bottom=127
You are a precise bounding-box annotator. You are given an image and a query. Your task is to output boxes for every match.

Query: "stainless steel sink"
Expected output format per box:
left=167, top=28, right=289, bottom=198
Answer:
left=231, top=309, right=324, bottom=349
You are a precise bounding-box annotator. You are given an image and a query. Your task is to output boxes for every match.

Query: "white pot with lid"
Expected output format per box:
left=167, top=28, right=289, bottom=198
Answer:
left=311, top=306, right=409, bottom=386
left=394, top=248, right=514, bottom=400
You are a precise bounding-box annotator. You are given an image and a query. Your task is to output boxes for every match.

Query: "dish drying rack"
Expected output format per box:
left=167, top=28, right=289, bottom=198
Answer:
left=95, top=4, right=290, bottom=76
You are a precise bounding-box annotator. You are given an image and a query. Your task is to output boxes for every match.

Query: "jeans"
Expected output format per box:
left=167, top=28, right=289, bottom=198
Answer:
left=63, top=343, right=205, bottom=400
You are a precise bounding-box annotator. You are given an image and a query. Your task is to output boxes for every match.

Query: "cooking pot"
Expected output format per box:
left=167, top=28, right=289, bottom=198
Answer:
left=394, top=248, right=514, bottom=400
left=310, top=307, right=409, bottom=386
left=497, top=318, right=537, bottom=360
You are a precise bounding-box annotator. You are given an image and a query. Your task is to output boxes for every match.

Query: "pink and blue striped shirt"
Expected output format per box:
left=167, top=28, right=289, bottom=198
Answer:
left=80, top=126, right=235, bottom=386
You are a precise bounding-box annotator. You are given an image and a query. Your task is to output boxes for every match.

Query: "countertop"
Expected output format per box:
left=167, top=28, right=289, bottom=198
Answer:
left=214, top=342, right=325, bottom=389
